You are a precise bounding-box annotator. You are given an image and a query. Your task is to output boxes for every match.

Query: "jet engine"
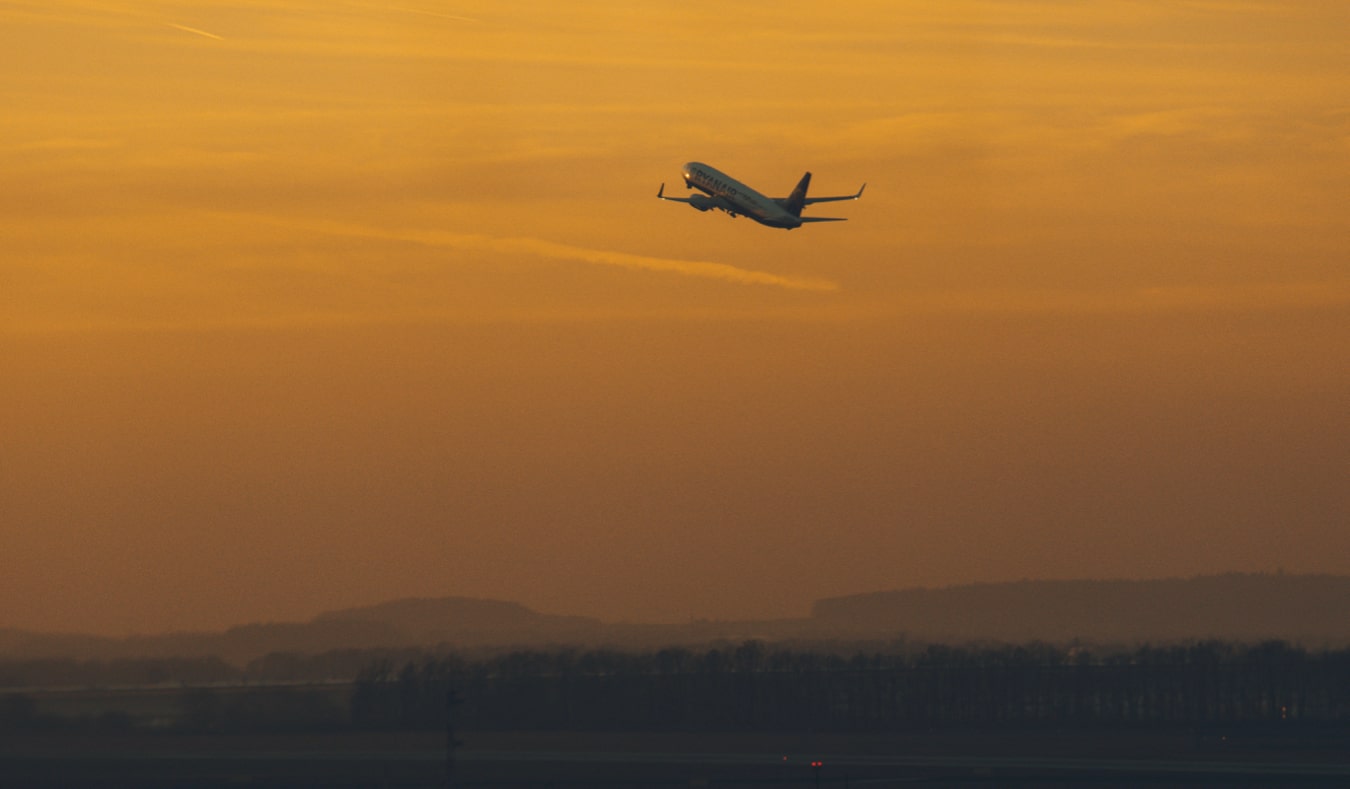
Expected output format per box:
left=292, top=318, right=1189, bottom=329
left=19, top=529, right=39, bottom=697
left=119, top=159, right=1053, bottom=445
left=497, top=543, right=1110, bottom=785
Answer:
left=687, top=194, right=715, bottom=212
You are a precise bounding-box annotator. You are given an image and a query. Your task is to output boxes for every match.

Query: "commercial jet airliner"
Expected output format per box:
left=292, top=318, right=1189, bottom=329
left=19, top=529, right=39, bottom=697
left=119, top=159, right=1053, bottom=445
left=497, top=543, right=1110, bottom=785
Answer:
left=657, top=162, right=865, bottom=229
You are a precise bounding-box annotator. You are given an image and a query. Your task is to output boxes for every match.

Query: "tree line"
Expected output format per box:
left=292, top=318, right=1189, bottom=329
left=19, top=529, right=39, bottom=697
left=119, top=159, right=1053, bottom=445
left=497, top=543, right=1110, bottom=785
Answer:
left=351, top=640, right=1350, bottom=731
left=5, top=640, right=1348, bottom=733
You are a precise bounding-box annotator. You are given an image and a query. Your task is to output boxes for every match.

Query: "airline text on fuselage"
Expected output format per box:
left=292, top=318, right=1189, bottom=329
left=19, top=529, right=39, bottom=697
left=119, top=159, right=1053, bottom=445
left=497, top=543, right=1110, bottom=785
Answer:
left=689, top=167, right=741, bottom=199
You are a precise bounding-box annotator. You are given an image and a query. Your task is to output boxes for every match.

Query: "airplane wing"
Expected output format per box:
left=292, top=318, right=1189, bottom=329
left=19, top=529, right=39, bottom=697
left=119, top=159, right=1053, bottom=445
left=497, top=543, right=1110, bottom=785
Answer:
left=800, top=183, right=866, bottom=205
left=656, top=183, right=695, bottom=203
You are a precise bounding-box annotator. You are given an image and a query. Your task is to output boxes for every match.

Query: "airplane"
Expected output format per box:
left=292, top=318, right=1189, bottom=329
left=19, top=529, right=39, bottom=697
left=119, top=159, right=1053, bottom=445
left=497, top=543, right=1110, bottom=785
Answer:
left=657, top=162, right=865, bottom=229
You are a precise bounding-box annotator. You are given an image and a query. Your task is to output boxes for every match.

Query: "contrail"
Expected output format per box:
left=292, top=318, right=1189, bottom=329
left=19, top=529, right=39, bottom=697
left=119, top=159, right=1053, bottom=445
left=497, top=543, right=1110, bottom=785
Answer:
left=254, top=217, right=838, bottom=292
left=167, top=23, right=224, bottom=40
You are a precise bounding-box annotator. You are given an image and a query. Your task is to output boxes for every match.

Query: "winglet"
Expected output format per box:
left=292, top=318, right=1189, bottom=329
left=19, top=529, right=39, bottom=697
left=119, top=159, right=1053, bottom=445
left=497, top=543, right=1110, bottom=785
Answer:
left=856, top=183, right=866, bottom=199
left=657, top=183, right=665, bottom=199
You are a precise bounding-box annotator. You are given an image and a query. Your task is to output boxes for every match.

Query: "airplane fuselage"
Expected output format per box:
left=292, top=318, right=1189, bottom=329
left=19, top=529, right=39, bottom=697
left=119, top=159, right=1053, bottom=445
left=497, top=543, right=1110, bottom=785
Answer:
left=657, top=161, right=863, bottom=229
left=682, top=162, right=806, bottom=229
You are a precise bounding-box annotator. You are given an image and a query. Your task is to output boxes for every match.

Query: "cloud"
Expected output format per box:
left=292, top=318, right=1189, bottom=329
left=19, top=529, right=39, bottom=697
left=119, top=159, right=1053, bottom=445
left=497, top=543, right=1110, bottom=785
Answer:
left=165, top=22, right=224, bottom=41
left=873, top=281, right=1350, bottom=316
left=348, top=2, right=478, bottom=24
left=12, top=137, right=124, bottom=152
left=238, top=215, right=839, bottom=292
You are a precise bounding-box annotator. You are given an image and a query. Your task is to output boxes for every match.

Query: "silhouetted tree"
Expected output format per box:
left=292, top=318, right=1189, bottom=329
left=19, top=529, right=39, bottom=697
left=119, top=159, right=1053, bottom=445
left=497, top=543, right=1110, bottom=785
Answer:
left=352, top=640, right=1350, bottom=734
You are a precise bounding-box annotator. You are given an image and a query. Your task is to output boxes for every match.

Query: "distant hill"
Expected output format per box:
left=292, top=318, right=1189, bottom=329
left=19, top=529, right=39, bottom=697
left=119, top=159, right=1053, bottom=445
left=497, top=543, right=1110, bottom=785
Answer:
left=0, top=629, right=117, bottom=660
left=311, top=596, right=603, bottom=648
left=0, top=597, right=602, bottom=665
left=4, top=575, right=1348, bottom=666
left=317, top=597, right=539, bottom=631
left=811, top=573, right=1350, bottom=644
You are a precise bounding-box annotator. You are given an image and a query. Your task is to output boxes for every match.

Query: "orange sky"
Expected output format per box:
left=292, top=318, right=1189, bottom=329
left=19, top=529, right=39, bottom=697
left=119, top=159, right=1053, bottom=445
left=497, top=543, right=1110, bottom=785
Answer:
left=3, top=1, right=1348, bottom=635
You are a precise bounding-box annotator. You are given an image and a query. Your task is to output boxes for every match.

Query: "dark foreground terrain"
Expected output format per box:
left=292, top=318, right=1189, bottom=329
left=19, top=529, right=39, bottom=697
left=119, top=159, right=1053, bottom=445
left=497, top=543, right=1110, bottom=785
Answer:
left=6, top=640, right=1349, bottom=786
left=4, top=728, right=1350, bottom=788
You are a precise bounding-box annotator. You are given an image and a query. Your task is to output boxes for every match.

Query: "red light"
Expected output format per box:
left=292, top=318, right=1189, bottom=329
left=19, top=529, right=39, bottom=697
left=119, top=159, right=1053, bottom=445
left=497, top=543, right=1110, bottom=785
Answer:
left=811, top=761, right=823, bottom=768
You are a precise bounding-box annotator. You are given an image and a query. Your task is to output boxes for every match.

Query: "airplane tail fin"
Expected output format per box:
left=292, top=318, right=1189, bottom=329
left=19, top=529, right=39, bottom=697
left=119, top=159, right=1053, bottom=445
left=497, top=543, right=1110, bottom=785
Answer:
left=783, top=172, right=811, bottom=217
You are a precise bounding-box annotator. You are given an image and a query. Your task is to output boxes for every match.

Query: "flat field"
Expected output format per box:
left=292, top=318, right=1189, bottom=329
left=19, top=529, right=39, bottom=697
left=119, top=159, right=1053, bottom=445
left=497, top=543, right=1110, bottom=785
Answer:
left=4, top=727, right=1350, bottom=787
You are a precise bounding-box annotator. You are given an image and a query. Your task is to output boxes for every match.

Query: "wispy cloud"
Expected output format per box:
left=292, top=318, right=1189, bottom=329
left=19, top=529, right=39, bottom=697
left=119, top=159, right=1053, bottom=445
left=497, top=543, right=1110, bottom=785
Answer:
left=12, top=137, right=123, bottom=152
left=165, top=22, right=224, bottom=41
left=238, top=216, right=838, bottom=292
left=872, top=281, right=1350, bottom=316
left=352, top=3, right=479, bottom=23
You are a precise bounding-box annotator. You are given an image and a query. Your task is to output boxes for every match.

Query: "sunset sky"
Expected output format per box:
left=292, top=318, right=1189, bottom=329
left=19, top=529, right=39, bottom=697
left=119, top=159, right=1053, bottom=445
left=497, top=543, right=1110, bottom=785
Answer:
left=3, top=0, right=1347, bottom=635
